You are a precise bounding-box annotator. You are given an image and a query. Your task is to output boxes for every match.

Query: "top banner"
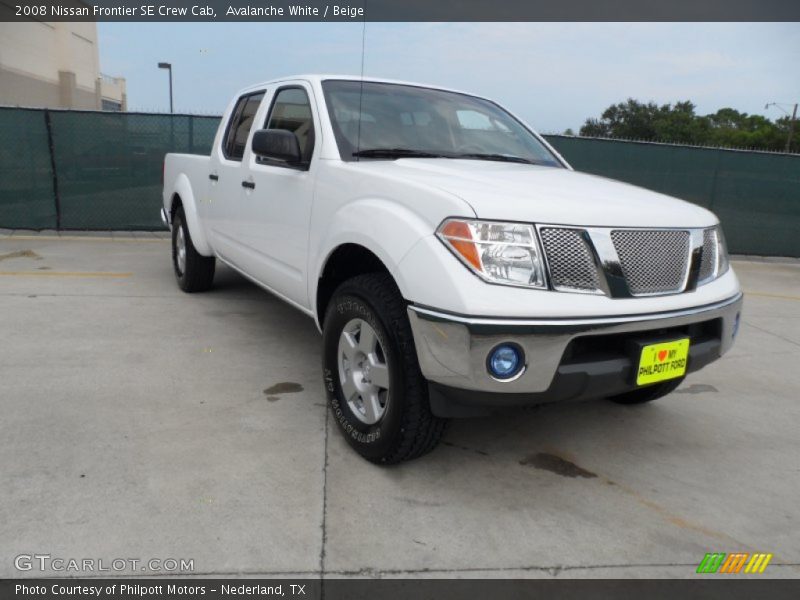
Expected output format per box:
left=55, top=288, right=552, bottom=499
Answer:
left=2, top=0, right=799, bottom=22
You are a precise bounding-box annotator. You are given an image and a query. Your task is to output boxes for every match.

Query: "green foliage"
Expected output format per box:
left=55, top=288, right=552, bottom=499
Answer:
left=579, top=99, right=797, bottom=152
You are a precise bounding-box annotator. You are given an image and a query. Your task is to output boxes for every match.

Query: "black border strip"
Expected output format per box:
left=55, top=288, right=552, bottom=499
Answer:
left=1, top=0, right=799, bottom=22
left=2, top=578, right=800, bottom=599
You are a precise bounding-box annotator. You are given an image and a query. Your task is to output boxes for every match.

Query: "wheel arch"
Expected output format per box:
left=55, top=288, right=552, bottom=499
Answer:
left=315, top=243, right=401, bottom=331
left=169, top=174, right=213, bottom=256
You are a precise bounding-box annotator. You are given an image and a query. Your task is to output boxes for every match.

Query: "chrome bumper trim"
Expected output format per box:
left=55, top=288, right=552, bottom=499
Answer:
left=407, top=293, right=743, bottom=394
left=408, top=293, right=742, bottom=328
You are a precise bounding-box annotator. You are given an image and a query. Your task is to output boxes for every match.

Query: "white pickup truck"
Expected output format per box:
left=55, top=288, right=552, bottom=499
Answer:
left=162, top=75, right=743, bottom=463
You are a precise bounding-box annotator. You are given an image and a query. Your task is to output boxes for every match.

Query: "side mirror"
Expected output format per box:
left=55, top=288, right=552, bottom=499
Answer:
left=251, top=129, right=302, bottom=164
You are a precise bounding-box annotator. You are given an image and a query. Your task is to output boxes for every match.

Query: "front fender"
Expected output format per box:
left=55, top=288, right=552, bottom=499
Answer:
left=310, top=198, right=436, bottom=314
left=171, top=173, right=213, bottom=256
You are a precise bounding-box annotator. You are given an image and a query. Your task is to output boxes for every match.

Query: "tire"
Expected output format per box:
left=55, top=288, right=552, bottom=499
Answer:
left=322, top=273, right=446, bottom=464
left=607, top=377, right=684, bottom=405
left=172, top=206, right=215, bottom=293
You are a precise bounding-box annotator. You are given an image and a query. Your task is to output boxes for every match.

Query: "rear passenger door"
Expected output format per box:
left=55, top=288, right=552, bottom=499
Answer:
left=237, top=83, right=320, bottom=309
left=207, top=90, right=265, bottom=263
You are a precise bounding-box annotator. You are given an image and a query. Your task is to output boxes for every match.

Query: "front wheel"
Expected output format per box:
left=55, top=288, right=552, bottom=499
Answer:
left=322, top=273, right=446, bottom=464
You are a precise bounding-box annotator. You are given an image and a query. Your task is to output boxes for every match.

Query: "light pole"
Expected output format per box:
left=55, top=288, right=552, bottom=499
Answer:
left=158, top=62, right=173, bottom=113
left=765, top=101, right=798, bottom=153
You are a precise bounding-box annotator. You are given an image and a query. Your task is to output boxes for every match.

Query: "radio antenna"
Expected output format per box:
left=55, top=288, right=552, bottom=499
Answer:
left=355, top=0, right=367, bottom=160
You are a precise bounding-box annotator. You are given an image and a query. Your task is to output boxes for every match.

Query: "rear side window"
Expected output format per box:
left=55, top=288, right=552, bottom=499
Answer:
left=223, top=92, right=265, bottom=160
left=265, top=87, right=315, bottom=163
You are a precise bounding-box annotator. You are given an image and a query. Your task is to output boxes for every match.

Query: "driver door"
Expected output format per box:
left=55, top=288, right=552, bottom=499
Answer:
left=237, top=82, right=320, bottom=309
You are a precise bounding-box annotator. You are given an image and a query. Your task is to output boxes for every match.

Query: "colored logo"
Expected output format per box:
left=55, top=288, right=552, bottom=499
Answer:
left=696, top=552, right=773, bottom=574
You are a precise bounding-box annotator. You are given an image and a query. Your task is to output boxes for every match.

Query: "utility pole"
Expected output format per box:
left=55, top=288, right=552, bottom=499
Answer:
left=766, top=102, right=798, bottom=153
left=787, top=103, right=798, bottom=153
left=158, top=62, right=173, bottom=113
left=158, top=62, right=175, bottom=150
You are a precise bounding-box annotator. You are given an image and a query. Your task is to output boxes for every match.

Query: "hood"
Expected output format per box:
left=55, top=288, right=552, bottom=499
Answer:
left=356, top=159, right=717, bottom=228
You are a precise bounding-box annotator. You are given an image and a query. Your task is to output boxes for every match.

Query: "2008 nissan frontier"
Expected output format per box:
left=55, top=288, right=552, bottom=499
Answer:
left=162, top=75, right=743, bottom=463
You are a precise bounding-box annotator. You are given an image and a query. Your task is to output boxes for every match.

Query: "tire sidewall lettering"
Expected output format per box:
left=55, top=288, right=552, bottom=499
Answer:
left=324, top=296, right=394, bottom=448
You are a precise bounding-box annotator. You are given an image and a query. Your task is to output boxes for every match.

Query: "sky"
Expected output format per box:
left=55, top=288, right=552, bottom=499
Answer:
left=98, top=22, right=800, bottom=132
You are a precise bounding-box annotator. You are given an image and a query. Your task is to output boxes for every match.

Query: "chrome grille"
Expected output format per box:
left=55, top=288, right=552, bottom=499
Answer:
left=610, top=229, right=690, bottom=295
left=698, top=228, right=718, bottom=282
left=539, top=228, right=600, bottom=292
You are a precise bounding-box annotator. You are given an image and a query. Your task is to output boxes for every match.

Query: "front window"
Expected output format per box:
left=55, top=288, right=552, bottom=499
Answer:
left=321, top=80, right=562, bottom=167
left=265, top=87, right=315, bottom=163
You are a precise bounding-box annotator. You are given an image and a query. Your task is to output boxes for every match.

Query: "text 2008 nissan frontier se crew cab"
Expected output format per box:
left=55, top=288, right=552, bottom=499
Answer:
left=162, top=75, right=743, bottom=463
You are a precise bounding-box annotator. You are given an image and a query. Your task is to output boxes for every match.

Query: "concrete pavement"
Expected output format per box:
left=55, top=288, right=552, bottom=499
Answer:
left=1, top=231, right=798, bottom=579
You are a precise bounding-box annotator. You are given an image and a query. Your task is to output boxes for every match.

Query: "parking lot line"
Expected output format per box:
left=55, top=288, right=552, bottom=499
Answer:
left=0, top=271, right=132, bottom=278
left=6, top=235, right=168, bottom=243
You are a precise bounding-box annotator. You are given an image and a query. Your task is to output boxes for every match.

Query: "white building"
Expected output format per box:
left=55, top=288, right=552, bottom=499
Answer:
left=0, top=15, right=127, bottom=111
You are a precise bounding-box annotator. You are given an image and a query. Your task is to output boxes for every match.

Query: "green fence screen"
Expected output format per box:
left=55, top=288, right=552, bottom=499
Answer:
left=0, top=108, right=57, bottom=229
left=0, top=108, right=798, bottom=256
left=50, top=111, right=219, bottom=229
left=544, top=135, right=800, bottom=257
left=0, top=107, right=219, bottom=231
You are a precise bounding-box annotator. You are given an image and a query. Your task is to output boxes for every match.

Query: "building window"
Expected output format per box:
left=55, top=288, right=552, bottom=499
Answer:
left=102, top=99, right=122, bottom=112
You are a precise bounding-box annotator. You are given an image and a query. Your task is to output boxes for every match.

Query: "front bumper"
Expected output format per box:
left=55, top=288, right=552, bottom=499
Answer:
left=408, top=293, right=742, bottom=412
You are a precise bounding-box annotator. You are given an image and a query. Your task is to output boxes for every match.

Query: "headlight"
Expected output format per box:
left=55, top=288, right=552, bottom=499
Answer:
left=715, top=226, right=730, bottom=277
left=701, top=225, right=730, bottom=284
left=436, top=218, right=547, bottom=289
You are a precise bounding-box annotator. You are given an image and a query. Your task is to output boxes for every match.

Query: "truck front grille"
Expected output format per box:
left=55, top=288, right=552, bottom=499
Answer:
left=610, top=229, right=691, bottom=295
left=537, top=225, right=710, bottom=297
left=539, top=228, right=600, bottom=293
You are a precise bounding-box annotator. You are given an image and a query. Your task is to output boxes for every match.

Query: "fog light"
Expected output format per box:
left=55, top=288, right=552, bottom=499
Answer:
left=487, top=344, right=524, bottom=380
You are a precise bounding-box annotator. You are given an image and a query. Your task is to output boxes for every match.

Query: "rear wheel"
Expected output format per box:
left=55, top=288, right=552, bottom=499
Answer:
left=607, top=378, right=684, bottom=405
left=172, top=206, right=215, bottom=293
left=322, top=273, right=446, bottom=464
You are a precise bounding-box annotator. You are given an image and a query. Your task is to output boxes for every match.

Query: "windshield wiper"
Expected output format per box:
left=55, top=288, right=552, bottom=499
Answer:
left=352, top=148, right=451, bottom=159
left=452, top=153, right=541, bottom=165
left=353, top=148, right=545, bottom=165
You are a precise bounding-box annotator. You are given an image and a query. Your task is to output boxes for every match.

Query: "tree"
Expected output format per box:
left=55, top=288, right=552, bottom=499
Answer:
left=578, top=99, right=797, bottom=152
left=579, top=99, right=664, bottom=139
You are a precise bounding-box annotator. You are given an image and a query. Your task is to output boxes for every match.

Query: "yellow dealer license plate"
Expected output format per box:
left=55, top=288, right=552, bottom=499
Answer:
left=636, top=338, right=690, bottom=386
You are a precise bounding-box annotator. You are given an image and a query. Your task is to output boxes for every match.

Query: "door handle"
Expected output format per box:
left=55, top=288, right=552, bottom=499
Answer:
left=209, top=173, right=219, bottom=181
left=241, top=181, right=255, bottom=190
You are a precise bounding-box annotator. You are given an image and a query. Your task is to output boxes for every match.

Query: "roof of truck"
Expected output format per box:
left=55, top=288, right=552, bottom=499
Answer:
left=237, top=74, right=474, bottom=98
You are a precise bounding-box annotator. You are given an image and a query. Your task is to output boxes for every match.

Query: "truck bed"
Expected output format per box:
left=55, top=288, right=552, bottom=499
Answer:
left=163, top=153, right=211, bottom=209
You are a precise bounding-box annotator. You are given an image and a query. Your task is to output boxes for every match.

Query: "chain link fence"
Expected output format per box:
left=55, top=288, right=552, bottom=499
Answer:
left=0, top=107, right=219, bottom=230
left=0, top=108, right=57, bottom=229
left=0, top=107, right=798, bottom=256
left=50, top=111, right=219, bottom=229
left=544, top=135, right=800, bottom=257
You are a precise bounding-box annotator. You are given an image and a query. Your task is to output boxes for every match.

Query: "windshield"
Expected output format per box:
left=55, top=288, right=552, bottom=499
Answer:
left=321, top=80, right=563, bottom=167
